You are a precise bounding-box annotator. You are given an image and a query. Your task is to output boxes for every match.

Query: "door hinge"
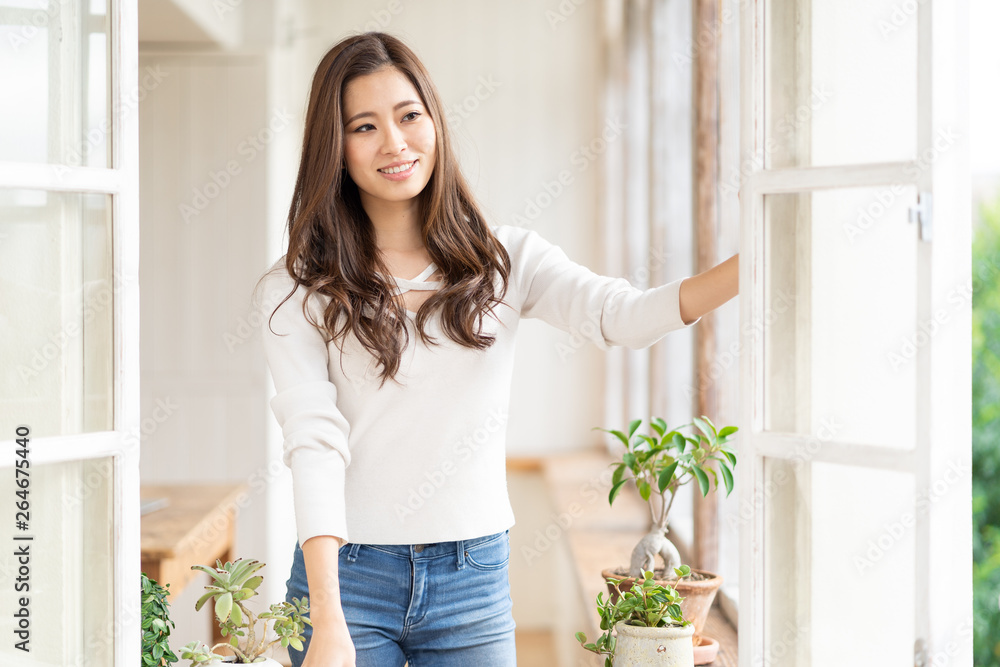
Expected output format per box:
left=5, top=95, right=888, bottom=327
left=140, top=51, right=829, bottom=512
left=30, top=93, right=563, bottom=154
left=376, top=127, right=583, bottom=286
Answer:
left=908, top=191, right=933, bottom=242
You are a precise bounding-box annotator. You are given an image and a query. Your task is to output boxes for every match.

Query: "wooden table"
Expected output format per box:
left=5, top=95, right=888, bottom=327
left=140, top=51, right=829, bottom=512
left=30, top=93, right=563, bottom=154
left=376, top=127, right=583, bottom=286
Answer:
left=141, top=483, right=248, bottom=654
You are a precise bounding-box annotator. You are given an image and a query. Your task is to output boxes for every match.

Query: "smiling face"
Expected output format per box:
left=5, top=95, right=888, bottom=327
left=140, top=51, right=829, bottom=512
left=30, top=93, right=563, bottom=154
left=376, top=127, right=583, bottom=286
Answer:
left=341, top=66, right=437, bottom=211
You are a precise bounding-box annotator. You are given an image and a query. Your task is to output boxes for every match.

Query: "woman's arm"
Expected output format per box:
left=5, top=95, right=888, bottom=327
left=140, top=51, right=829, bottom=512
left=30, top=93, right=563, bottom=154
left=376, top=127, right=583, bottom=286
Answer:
left=300, top=536, right=356, bottom=667
left=679, top=253, right=739, bottom=325
left=301, top=535, right=347, bottom=626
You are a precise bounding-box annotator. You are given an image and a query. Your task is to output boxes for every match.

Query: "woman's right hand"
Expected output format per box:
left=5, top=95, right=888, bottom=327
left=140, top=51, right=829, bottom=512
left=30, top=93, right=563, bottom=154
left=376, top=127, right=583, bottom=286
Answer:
left=300, top=618, right=357, bottom=667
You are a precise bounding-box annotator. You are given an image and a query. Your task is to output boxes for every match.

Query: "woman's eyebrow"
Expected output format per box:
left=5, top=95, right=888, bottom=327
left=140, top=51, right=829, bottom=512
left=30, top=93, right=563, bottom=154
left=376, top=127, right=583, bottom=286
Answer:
left=344, top=99, right=422, bottom=126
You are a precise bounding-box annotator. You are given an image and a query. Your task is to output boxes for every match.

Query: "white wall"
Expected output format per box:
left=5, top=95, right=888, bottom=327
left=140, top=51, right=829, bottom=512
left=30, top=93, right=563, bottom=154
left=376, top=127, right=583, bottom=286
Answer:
left=137, top=48, right=286, bottom=649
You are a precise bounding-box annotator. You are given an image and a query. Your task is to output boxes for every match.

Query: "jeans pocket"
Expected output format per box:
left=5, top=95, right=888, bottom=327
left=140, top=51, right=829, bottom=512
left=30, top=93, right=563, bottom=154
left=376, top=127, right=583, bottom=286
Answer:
left=464, top=530, right=510, bottom=571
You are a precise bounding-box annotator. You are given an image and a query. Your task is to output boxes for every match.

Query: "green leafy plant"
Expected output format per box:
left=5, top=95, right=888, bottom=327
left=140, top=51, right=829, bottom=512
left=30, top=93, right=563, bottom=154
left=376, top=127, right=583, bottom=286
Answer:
left=594, top=416, right=738, bottom=576
left=576, top=564, right=693, bottom=667
left=178, top=558, right=311, bottom=664
left=142, top=572, right=179, bottom=666
left=972, top=192, right=1000, bottom=665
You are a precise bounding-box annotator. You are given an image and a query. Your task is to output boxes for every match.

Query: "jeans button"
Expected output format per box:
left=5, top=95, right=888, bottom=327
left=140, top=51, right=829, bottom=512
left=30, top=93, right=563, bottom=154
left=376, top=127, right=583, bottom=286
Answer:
left=414, top=544, right=424, bottom=552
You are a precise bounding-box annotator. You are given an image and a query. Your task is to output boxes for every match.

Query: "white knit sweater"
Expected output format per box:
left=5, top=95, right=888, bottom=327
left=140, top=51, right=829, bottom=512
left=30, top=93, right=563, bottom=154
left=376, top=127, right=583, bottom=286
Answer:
left=258, top=224, right=699, bottom=548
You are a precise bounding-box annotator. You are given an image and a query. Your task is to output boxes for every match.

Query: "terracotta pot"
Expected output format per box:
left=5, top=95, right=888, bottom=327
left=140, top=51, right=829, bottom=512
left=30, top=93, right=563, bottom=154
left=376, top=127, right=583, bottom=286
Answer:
left=601, top=567, right=723, bottom=638
left=692, top=634, right=719, bottom=665
left=613, top=621, right=694, bottom=666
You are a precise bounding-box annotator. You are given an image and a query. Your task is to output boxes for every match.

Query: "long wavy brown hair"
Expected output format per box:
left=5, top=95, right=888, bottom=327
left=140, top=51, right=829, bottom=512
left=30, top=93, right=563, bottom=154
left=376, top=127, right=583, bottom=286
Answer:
left=255, top=32, right=511, bottom=388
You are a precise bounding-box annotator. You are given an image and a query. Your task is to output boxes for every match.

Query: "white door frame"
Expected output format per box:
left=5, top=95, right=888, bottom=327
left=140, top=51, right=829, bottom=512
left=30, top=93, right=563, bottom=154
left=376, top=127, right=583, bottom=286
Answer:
left=0, top=0, right=141, bottom=663
left=738, top=0, right=972, bottom=664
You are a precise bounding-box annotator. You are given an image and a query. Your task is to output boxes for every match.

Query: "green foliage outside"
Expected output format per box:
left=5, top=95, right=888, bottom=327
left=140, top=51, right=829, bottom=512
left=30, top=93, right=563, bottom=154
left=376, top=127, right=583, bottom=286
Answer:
left=973, top=192, right=1000, bottom=665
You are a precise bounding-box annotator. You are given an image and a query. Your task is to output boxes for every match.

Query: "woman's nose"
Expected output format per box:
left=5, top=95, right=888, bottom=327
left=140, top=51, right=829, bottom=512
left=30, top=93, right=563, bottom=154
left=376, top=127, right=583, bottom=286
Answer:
left=381, top=125, right=407, bottom=154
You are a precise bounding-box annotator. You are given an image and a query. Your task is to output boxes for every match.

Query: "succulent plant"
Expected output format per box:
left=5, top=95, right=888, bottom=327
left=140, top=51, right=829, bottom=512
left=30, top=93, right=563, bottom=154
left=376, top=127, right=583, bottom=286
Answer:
left=178, top=558, right=310, bottom=664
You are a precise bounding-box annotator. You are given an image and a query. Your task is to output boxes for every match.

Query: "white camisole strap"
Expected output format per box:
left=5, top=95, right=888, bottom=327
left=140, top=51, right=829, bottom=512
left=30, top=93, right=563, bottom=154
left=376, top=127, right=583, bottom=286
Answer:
left=383, top=262, right=442, bottom=294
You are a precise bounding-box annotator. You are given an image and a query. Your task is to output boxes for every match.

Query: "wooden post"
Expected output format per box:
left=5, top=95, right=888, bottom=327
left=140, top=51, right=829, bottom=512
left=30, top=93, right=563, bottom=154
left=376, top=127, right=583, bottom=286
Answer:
left=691, top=0, right=720, bottom=575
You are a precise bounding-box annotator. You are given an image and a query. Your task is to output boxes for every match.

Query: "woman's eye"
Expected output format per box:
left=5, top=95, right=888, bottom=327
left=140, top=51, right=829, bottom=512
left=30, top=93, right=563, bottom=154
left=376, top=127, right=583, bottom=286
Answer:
left=354, top=123, right=374, bottom=132
left=403, top=111, right=420, bottom=121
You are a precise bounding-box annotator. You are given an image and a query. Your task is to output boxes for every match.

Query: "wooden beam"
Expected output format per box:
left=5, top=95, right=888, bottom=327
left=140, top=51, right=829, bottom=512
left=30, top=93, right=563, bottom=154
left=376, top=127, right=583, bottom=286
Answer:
left=692, top=0, right=720, bottom=575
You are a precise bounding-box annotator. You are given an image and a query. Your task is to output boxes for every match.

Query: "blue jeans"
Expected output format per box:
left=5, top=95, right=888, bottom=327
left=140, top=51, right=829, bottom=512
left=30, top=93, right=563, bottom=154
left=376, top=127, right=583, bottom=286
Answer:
left=284, top=528, right=517, bottom=667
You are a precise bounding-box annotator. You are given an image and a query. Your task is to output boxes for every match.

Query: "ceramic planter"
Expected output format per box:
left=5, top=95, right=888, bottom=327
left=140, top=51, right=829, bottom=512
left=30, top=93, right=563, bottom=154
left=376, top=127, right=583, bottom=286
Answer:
left=613, top=621, right=694, bottom=666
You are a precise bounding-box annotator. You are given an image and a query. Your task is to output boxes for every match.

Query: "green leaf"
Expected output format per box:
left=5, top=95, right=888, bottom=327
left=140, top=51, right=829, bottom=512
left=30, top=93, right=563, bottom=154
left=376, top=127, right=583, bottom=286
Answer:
left=719, top=425, right=738, bottom=437
left=608, top=479, right=628, bottom=505
left=673, top=433, right=686, bottom=451
left=611, top=463, right=626, bottom=487
left=691, top=466, right=710, bottom=496
left=722, top=450, right=737, bottom=467
left=575, top=632, right=587, bottom=643
left=215, top=592, right=233, bottom=624
left=657, top=461, right=679, bottom=493
left=638, top=479, right=651, bottom=501
left=627, top=419, right=642, bottom=438
left=650, top=418, right=666, bottom=437
left=230, top=601, right=243, bottom=627
left=719, top=463, right=735, bottom=496
left=636, top=434, right=657, bottom=450
left=289, top=637, right=303, bottom=651
left=692, top=417, right=716, bottom=441
left=595, top=427, right=631, bottom=448
left=189, top=564, right=228, bottom=585
left=622, top=452, right=636, bottom=469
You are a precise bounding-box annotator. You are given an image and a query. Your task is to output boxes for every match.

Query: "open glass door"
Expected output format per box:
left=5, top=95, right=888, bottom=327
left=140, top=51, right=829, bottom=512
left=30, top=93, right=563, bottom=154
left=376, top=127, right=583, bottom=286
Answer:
left=739, top=0, right=972, bottom=664
left=0, top=0, right=140, bottom=664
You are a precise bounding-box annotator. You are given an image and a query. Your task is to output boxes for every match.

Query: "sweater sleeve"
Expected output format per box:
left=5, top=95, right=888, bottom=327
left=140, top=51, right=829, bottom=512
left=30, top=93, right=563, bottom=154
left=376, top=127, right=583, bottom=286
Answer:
left=504, top=225, right=700, bottom=349
left=258, top=262, right=350, bottom=549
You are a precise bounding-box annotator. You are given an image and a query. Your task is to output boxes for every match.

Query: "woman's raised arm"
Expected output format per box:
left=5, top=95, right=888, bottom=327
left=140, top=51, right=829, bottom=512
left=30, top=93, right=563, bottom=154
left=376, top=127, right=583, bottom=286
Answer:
left=678, top=253, right=739, bottom=325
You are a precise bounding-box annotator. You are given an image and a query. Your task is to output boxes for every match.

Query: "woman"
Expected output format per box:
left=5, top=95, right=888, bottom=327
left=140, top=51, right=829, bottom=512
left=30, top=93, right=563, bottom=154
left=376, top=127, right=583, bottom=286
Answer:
left=255, top=31, right=738, bottom=667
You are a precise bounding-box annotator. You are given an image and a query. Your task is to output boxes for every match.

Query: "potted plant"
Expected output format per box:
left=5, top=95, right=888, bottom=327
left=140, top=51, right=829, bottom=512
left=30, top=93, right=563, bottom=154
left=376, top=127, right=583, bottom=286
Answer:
left=576, top=565, right=695, bottom=666
left=142, top=572, right=180, bottom=667
left=594, top=416, right=737, bottom=664
left=178, top=557, right=311, bottom=666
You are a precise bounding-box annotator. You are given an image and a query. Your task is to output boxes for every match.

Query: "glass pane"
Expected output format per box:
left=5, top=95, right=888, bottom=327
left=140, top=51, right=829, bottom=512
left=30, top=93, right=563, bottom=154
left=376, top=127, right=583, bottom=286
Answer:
left=763, top=188, right=919, bottom=449
left=0, top=456, right=114, bottom=667
left=765, top=0, right=918, bottom=167
left=0, top=1, right=110, bottom=167
left=0, top=190, right=114, bottom=436
left=763, top=458, right=916, bottom=666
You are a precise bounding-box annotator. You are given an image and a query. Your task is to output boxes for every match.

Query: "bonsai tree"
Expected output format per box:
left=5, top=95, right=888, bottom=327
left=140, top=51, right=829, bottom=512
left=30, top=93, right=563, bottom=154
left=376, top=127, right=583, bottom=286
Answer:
left=576, top=564, right=693, bottom=667
left=142, top=572, right=179, bottom=667
left=595, top=416, right=738, bottom=577
left=179, top=557, right=311, bottom=665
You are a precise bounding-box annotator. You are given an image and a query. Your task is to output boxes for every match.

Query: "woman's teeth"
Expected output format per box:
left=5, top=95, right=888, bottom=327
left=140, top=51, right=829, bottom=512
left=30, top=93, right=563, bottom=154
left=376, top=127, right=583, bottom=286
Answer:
left=378, top=161, right=416, bottom=174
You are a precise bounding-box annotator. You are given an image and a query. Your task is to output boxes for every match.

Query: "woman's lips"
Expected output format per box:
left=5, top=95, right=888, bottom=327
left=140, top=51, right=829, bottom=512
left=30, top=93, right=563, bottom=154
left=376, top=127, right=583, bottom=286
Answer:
left=378, top=159, right=418, bottom=181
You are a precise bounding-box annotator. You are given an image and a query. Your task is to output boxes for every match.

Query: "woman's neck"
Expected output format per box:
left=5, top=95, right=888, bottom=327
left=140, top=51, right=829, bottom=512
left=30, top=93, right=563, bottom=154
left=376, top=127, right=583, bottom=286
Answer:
left=362, top=194, right=424, bottom=252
